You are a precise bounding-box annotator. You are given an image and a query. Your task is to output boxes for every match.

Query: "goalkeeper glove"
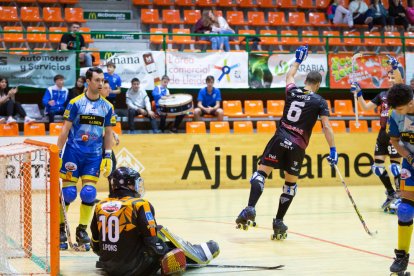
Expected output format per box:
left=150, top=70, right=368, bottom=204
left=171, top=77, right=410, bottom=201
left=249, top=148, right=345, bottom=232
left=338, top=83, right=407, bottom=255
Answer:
left=350, top=82, right=362, bottom=97
left=295, top=45, right=308, bottom=64
left=100, top=150, right=113, bottom=177
left=327, top=147, right=338, bottom=167
left=387, top=55, right=399, bottom=70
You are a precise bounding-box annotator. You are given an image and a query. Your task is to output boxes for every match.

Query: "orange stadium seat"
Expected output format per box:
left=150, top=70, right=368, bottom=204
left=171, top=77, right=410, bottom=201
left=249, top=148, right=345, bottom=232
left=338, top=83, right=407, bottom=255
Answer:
left=210, top=121, right=230, bottom=134
left=239, top=0, right=257, bottom=8
left=88, top=48, right=101, bottom=66
left=247, top=11, right=266, bottom=26
left=384, top=32, right=402, bottom=47
left=21, top=6, right=42, bottom=23
left=257, top=0, right=275, bottom=8
left=326, top=100, right=334, bottom=115
left=49, top=122, right=63, bottom=136
left=163, top=10, right=183, bottom=25
left=154, top=0, right=173, bottom=5
left=334, top=100, right=355, bottom=116
left=184, top=10, right=201, bottom=24
left=217, top=0, right=237, bottom=7
left=171, top=28, right=195, bottom=45
left=302, top=30, right=324, bottom=46
left=323, top=30, right=341, bottom=46
left=80, top=27, right=94, bottom=44
left=233, top=121, right=253, bottom=133
left=24, top=123, right=45, bottom=136
left=27, top=27, right=48, bottom=44
left=132, top=0, right=152, bottom=5
left=59, top=0, right=79, bottom=3
left=267, top=100, right=285, bottom=116
left=260, top=29, right=278, bottom=46
left=226, top=11, right=247, bottom=26
left=371, top=120, right=381, bottom=132
left=405, top=32, right=414, bottom=47
left=186, top=121, right=207, bottom=133
left=316, top=0, right=330, bottom=8
left=223, top=100, right=245, bottom=117
left=49, top=27, right=67, bottom=44
left=39, top=0, right=59, bottom=3
left=113, top=122, right=122, bottom=135
left=196, top=0, right=216, bottom=7
left=244, top=100, right=265, bottom=116
left=280, top=30, right=301, bottom=46
left=237, top=29, right=256, bottom=45
left=0, top=123, right=19, bottom=136
left=176, top=0, right=194, bottom=6
left=309, top=12, right=330, bottom=27
left=141, top=9, right=162, bottom=24
left=16, top=0, right=37, bottom=2
left=330, top=120, right=346, bottom=133
left=364, top=31, right=384, bottom=46
left=8, top=48, right=30, bottom=55
left=0, top=6, right=19, bottom=22
left=277, top=0, right=297, bottom=8
left=297, top=0, right=315, bottom=8
left=343, top=30, right=363, bottom=46
left=64, top=8, right=86, bottom=23
left=313, top=120, right=323, bottom=133
left=257, top=120, right=276, bottom=133
left=150, top=28, right=169, bottom=44
left=288, top=12, right=307, bottom=27
left=268, top=12, right=288, bottom=26
left=3, top=26, right=26, bottom=43
left=43, top=7, right=64, bottom=23
left=349, top=120, right=368, bottom=133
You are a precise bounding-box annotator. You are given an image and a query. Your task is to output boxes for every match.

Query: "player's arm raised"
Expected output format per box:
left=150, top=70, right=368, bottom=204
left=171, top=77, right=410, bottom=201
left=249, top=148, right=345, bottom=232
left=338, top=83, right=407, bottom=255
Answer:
left=286, top=45, right=308, bottom=84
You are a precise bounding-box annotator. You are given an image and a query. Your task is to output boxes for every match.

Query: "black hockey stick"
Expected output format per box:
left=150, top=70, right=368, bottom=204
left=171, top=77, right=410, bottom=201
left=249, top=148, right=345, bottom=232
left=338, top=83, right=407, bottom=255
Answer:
left=334, top=165, right=378, bottom=236
left=187, top=264, right=284, bottom=270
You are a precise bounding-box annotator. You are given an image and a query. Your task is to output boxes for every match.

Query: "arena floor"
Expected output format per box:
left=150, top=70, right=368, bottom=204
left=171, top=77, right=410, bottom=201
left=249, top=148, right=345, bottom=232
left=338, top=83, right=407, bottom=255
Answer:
left=60, top=186, right=406, bottom=275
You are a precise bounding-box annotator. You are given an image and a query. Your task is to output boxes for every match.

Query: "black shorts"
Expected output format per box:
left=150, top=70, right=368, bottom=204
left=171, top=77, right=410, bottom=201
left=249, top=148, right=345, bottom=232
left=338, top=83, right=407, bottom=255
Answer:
left=375, top=128, right=400, bottom=158
left=259, top=134, right=305, bottom=176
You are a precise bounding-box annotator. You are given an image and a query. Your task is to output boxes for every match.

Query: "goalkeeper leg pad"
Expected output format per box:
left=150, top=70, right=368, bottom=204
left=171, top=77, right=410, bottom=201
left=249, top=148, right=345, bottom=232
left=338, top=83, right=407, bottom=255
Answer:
left=161, top=248, right=186, bottom=275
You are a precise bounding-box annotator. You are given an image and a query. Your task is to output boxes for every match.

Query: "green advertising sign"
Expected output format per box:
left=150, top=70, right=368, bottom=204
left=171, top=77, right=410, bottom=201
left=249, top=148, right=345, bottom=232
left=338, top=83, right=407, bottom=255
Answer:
left=92, top=33, right=140, bottom=40
left=84, top=11, right=131, bottom=20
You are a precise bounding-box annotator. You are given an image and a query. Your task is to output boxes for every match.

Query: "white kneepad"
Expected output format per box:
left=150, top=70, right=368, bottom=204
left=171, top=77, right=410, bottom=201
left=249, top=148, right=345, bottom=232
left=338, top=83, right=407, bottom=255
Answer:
left=389, top=163, right=401, bottom=177
left=372, top=164, right=385, bottom=177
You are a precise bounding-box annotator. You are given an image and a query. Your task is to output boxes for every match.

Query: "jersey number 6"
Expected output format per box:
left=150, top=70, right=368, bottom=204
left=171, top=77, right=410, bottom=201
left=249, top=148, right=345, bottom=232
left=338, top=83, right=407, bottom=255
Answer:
left=99, top=215, right=120, bottom=242
left=287, top=101, right=305, bottom=122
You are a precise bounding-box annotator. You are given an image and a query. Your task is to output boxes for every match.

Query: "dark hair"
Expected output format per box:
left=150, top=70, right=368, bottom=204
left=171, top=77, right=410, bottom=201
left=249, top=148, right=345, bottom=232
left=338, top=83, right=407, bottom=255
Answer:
left=54, top=74, right=64, bottom=82
left=71, top=76, right=86, bottom=97
left=305, top=71, right=322, bottom=85
left=387, top=84, right=413, bottom=108
left=0, top=76, right=9, bottom=93
left=162, top=75, right=170, bottom=81
left=131, top=78, right=140, bottom=83
left=71, top=22, right=82, bottom=27
left=206, top=75, right=215, bottom=82
left=106, top=61, right=116, bottom=68
left=85, top=67, right=103, bottom=80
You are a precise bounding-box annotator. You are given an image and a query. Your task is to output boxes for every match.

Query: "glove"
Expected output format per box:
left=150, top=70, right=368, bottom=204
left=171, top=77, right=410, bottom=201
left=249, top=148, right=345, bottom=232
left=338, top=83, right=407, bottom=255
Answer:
left=295, top=45, right=308, bottom=64
left=350, top=82, right=362, bottom=97
left=100, top=150, right=113, bottom=177
left=387, top=55, right=399, bottom=70
left=327, top=147, right=338, bottom=167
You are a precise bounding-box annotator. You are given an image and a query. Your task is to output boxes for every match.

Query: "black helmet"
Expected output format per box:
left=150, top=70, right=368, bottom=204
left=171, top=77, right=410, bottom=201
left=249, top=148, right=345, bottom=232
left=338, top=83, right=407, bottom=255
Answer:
left=108, top=167, right=144, bottom=197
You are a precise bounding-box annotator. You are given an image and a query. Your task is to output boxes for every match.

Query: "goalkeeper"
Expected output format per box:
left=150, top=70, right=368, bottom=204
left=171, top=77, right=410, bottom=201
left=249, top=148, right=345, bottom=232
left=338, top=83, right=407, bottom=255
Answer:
left=91, top=167, right=220, bottom=275
left=57, top=67, right=116, bottom=250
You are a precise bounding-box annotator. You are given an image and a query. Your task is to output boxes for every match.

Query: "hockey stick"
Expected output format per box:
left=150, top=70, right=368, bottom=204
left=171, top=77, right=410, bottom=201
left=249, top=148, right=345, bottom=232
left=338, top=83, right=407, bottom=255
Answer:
left=351, top=53, right=363, bottom=129
left=334, top=165, right=378, bottom=237
left=59, top=180, right=89, bottom=252
left=187, top=263, right=284, bottom=270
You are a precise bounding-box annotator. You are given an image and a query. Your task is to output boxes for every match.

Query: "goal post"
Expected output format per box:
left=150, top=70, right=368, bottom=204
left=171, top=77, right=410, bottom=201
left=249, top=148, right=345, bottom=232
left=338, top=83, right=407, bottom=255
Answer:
left=0, top=139, right=60, bottom=275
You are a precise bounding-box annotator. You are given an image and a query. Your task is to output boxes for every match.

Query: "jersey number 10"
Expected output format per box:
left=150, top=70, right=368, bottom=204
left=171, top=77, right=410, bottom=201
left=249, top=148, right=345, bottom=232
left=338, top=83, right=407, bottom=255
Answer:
left=99, top=215, right=120, bottom=242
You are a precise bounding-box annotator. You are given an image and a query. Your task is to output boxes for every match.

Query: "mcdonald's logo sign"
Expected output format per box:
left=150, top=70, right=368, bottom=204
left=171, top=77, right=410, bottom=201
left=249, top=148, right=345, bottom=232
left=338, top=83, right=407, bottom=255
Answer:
left=94, top=33, right=105, bottom=39
left=88, top=12, right=97, bottom=20
left=104, top=52, right=114, bottom=60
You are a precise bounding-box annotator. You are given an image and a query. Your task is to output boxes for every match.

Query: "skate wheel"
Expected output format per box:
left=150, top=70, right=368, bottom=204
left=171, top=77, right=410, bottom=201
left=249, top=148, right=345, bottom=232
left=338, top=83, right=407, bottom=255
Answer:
left=271, top=234, right=276, bottom=240
left=247, top=220, right=257, bottom=227
left=60, top=243, right=68, bottom=250
left=84, top=244, right=91, bottom=251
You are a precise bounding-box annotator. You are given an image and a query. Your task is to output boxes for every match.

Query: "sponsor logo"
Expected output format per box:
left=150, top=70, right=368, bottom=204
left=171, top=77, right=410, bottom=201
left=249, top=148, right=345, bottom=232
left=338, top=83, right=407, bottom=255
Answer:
left=88, top=12, right=97, bottom=20
left=102, top=201, right=121, bottom=213
left=104, top=52, right=114, bottom=60
left=65, top=162, right=77, bottom=171
left=214, top=59, right=240, bottom=83
left=145, top=211, right=154, bottom=221
left=401, top=168, right=411, bottom=179
left=81, top=134, right=89, bottom=142
left=116, top=148, right=145, bottom=173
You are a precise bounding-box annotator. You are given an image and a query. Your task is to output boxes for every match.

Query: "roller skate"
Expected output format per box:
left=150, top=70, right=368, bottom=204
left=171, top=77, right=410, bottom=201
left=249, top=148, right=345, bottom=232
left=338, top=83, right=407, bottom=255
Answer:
left=390, top=249, right=410, bottom=276
left=388, top=198, right=402, bottom=214
left=76, top=224, right=91, bottom=251
left=60, top=223, right=68, bottom=250
left=271, top=219, right=288, bottom=240
left=382, top=191, right=398, bottom=214
left=235, top=206, right=257, bottom=230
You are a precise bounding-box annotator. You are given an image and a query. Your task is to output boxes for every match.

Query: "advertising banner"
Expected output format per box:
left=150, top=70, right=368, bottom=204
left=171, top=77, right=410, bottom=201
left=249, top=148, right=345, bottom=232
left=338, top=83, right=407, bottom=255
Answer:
left=0, top=52, right=76, bottom=88
left=166, top=51, right=249, bottom=89
left=248, top=53, right=328, bottom=88
left=329, top=53, right=405, bottom=89
left=405, top=52, right=414, bottom=84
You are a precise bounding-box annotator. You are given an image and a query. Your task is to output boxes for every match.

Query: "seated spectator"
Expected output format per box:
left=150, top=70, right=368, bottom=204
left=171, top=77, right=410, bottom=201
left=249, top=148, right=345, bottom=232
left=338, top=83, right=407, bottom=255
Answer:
left=328, top=0, right=354, bottom=28
left=104, top=61, right=122, bottom=105
left=68, top=76, right=86, bottom=101
left=349, top=0, right=375, bottom=31
left=152, top=75, right=185, bottom=133
left=0, top=77, right=35, bottom=124
left=369, top=0, right=389, bottom=31
left=389, top=0, right=411, bottom=30
left=60, top=22, right=93, bottom=67
left=126, top=78, right=158, bottom=134
left=194, top=10, right=223, bottom=51
left=42, top=74, right=69, bottom=123
left=212, top=11, right=233, bottom=52
left=194, top=75, right=224, bottom=122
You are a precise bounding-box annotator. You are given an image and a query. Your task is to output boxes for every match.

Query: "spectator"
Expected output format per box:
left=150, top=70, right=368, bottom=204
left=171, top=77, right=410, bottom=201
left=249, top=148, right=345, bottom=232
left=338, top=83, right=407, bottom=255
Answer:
left=389, top=0, right=411, bottom=30
left=68, top=76, right=86, bottom=101
left=194, top=10, right=223, bottom=51
left=60, top=22, right=93, bottom=67
left=104, top=61, right=122, bottom=106
left=126, top=78, right=158, bottom=134
left=212, top=11, right=233, bottom=52
left=328, top=0, right=354, bottom=28
left=42, top=74, right=69, bottom=123
left=349, top=0, right=375, bottom=31
left=369, top=0, right=389, bottom=31
left=0, top=77, right=35, bottom=124
left=152, top=75, right=185, bottom=133
left=193, top=75, right=224, bottom=122
left=407, top=0, right=414, bottom=25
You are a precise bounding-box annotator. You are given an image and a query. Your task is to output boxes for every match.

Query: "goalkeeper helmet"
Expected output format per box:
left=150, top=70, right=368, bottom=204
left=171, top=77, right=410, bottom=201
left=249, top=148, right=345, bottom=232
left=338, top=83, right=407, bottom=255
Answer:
left=109, top=167, right=144, bottom=197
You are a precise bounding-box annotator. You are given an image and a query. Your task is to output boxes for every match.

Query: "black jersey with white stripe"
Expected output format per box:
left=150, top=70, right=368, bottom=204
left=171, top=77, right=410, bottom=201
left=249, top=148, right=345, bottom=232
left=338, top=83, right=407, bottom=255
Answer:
left=277, top=83, right=330, bottom=149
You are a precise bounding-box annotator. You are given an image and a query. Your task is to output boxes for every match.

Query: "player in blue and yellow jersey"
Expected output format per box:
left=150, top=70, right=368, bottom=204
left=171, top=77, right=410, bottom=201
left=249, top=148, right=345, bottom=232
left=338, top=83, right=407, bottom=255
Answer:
left=387, top=83, right=414, bottom=275
left=57, top=67, right=116, bottom=250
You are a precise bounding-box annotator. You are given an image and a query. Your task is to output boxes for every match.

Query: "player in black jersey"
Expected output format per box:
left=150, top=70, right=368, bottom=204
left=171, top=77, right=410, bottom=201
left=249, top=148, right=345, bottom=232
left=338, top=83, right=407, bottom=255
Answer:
left=235, top=45, right=337, bottom=240
left=350, top=56, right=404, bottom=213
left=91, top=167, right=219, bottom=275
